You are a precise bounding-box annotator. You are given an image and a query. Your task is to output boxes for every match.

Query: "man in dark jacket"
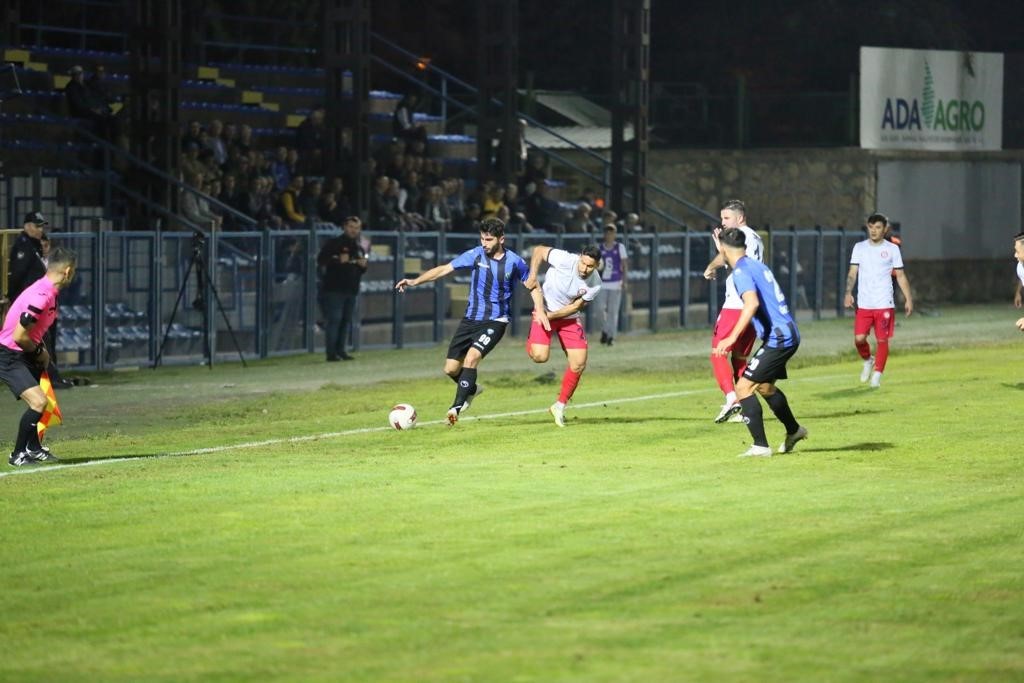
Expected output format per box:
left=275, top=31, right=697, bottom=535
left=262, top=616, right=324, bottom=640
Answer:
left=7, top=212, right=47, bottom=302
left=317, top=217, right=368, bottom=361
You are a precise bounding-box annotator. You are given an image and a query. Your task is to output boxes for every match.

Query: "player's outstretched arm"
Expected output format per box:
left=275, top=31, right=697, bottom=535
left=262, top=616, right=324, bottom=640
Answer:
left=843, top=264, right=859, bottom=308
left=395, top=263, right=455, bottom=292
left=895, top=269, right=913, bottom=316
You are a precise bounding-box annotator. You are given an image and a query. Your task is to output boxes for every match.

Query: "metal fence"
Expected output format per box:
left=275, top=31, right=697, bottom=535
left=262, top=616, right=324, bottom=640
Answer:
left=49, top=226, right=857, bottom=370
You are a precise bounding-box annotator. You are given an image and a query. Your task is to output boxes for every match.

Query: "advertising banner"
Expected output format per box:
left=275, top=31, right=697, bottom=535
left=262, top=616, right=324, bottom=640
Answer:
left=860, top=47, right=1003, bottom=150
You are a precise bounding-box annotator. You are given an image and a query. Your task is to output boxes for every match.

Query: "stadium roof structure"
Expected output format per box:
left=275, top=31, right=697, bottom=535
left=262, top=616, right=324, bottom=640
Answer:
left=522, top=90, right=633, bottom=149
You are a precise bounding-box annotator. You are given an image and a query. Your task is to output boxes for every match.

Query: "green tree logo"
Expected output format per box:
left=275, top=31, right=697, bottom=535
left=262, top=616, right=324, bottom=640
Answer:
left=921, top=60, right=936, bottom=129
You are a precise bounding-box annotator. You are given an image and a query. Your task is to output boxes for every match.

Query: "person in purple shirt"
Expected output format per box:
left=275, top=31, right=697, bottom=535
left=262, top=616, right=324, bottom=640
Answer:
left=0, top=248, right=77, bottom=466
left=713, top=228, right=807, bottom=458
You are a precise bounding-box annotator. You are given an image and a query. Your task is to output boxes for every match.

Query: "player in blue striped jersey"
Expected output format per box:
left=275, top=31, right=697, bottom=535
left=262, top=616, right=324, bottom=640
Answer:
left=395, top=217, right=547, bottom=425
left=713, top=228, right=808, bottom=457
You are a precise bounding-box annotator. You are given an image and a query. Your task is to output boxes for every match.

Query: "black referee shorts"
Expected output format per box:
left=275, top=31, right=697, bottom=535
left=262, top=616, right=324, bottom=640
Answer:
left=0, top=347, right=42, bottom=399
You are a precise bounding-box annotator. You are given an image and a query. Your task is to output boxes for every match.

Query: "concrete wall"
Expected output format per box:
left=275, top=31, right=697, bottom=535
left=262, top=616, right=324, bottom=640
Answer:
left=551, top=146, right=1024, bottom=302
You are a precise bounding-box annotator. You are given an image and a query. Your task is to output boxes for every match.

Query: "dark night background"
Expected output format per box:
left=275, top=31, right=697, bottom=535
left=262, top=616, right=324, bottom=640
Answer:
left=369, top=0, right=1023, bottom=94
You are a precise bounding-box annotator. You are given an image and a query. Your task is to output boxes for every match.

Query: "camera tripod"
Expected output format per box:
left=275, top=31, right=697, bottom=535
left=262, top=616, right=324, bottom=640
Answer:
left=154, top=231, right=247, bottom=369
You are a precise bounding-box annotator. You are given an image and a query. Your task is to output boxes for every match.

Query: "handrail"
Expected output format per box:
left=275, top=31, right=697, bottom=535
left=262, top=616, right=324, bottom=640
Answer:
left=371, top=31, right=717, bottom=226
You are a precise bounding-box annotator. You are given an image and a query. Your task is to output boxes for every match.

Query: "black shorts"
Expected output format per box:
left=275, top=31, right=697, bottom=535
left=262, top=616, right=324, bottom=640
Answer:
left=742, top=342, right=799, bottom=384
left=446, top=319, right=508, bottom=361
left=0, top=347, right=41, bottom=399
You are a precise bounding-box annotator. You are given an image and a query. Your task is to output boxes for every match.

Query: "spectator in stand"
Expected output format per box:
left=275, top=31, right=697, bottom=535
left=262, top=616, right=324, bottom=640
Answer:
left=179, top=143, right=204, bottom=183
left=421, top=185, right=452, bottom=232
left=278, top=176, right=307, bottom=228
left=392, top=93, right=428, bottom=151
left=86, top=64, right=117, bottom=111
left=522, top=152, right=550, bottom=189
left=390, top=178, right=425, bottom=232
left=524, top=182, right=564, bottom=232
left=243, top=177, right=281, bottom=228
left=622, top=212, right=642, bottom=233
left=505, top=183, right=525, bottom=216
left=319, top=190, right=351, bottom=226
left=370, top=176, right=401, bottom=231
left=270, top=146, right=291, bottom=191
left=482, top=183, right=506, bottom=218
left=218, top=174, right=245, bottom=228
left=565, top=202, right=598, bottom=234
left=444, top=178, right=465, bottom=218
left=222, top=122, right=239, bottom=153
left=64, top=65, right=117, bottom=140
left=296, top=105, right=327, bottom=176
left=181, top=120, right=203, bottom=151
left=385, top=152, right=406, bottom=182
left=402, top=170, right=424, bottom=214
left=204, top=119, right=228, bottom=167
left=286, top=148, right=301, bottom=179
left=180, top=173, right=221, bottom=231
left=453, top=203, right=482, bottom=233
left=232, top=124, right=253, bottom=158
left=198, top=148, right=222, bottom=183
left=298, top=180, right=323, bottom=223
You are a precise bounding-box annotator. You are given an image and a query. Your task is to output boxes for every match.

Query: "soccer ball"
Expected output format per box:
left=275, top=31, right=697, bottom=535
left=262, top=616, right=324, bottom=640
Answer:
left=388, top=403, right=417, bottom=430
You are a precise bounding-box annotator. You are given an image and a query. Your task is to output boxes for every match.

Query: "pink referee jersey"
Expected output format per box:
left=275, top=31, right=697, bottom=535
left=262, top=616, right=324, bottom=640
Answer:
left=0, top=276, right=58, bottom=351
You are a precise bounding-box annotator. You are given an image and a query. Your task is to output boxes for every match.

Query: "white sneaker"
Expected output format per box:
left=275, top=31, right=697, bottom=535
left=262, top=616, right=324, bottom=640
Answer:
left=714, top=401, right=743, bottom=424
left=738, top=445, right=773, bottom=458
left=778, top=425, right=809, bottom=454
left=461, top=384, right=484, bottom=413
left=728, top=412, right=745, bottom=423
left=549, top=402, right=566, bottom=427
left=870, top=371, right=882, bottom=388
left=446, top=407, right=460, bottom=426
left=860, top=357, right=874, bottom=383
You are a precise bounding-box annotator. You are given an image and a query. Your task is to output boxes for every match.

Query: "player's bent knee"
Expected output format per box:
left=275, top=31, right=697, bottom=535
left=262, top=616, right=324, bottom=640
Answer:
left=569, top=361, right=586, bottom=373
left=854, top=334, right=868, bottom=343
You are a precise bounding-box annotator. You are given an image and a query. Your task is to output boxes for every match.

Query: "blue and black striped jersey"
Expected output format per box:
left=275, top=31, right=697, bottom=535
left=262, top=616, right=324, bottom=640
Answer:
left=449, top=246, right=529, bottom=322
left=731, top=256, right=800, bottom=348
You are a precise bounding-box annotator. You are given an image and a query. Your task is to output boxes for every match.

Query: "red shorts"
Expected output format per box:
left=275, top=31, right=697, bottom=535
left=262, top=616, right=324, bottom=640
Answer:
left=854, top=307, right=895, bottom=340
left=712, top=307, right=757, bottom=357
left=528, top=317, right=589, bottom=350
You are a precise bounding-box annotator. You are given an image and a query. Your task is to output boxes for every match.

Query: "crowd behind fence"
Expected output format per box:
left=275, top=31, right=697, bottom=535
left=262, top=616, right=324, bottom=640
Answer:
left=42, top=226, right=857, bottom=371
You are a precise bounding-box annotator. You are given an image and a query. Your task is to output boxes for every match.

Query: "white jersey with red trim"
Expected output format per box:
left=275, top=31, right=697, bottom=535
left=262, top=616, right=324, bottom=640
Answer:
left=541, top=248, right=602, bottom=320
left=1017, top=261, right=1024, bottom=288
left=722, top=226, right=764, bottom=309
left=851, top=239, right=904, bottom=309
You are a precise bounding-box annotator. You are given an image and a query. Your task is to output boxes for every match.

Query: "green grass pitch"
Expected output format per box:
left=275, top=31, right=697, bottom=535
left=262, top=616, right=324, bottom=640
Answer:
left=1, top=306, right=1022, bottom=682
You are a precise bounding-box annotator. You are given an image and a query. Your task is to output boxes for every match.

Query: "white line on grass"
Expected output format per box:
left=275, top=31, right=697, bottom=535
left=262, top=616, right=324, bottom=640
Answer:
left=0, top=374, right=846, bottom=479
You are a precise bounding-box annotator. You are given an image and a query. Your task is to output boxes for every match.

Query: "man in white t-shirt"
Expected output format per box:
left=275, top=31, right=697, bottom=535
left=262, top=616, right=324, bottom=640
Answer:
left=1013, top=232, right=1024, bottom=332
left=703, top=199, right=765, bottom=423
left=844, top=213, right=914, bottom=387
left=526, top=244, right=602, bottom=427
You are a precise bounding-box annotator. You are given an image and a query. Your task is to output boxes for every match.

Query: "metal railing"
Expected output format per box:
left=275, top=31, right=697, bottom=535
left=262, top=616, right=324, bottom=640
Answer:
left=46, top=226, right=853, bottom=371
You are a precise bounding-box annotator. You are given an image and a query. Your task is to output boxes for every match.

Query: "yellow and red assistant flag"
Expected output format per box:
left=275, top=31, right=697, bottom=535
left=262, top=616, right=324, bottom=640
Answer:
left=37, top=371, right=63, bottom=441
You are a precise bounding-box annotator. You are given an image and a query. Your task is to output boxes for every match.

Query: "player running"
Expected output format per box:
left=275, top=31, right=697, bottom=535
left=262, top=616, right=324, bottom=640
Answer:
left=395, top=217, right=545, bottom=425
left=525, top=244, right=602, bottom=427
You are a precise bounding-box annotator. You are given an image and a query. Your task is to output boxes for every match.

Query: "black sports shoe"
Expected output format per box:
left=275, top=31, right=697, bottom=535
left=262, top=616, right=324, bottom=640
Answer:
left=30, top=446, right=60, bottom=462
left=9, top=450, right=35, bottom=467
left=339, top=352, right=355, bottom=361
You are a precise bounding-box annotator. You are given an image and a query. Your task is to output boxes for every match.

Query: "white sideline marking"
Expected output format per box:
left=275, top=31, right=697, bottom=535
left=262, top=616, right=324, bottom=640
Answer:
left=0, top=374, right=843, bottom=480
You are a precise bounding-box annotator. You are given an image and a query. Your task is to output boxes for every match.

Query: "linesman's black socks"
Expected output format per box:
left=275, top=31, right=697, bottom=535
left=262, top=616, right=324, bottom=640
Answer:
left=15, top=409, right=43, bottom=453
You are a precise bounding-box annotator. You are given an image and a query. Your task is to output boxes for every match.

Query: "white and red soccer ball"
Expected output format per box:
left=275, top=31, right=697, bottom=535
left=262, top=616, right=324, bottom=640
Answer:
left=388, top=403, right=417, bottom=430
